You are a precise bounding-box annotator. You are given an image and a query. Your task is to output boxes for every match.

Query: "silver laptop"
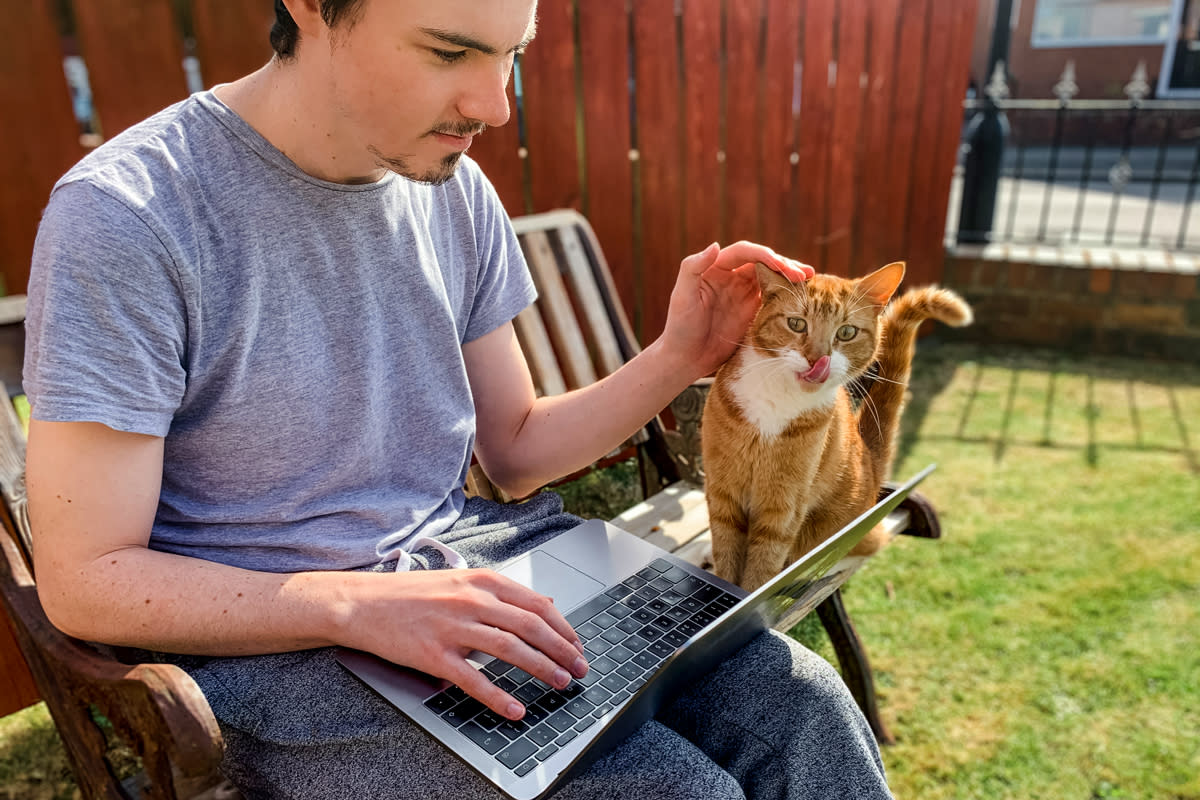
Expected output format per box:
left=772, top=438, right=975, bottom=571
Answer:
left=337, top=464, right=935, bottom=800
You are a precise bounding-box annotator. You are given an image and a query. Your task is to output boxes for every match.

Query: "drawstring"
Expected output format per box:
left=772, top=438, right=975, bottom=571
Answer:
left=391, top=535, right=468, bottom=572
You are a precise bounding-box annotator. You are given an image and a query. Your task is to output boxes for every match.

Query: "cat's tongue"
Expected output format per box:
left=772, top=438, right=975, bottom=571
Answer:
left=799, top=356, right=831, bottom=384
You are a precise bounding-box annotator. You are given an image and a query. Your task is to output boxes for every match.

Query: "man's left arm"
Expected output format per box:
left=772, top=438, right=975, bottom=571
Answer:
left=465, top=241, right=812, bottom=499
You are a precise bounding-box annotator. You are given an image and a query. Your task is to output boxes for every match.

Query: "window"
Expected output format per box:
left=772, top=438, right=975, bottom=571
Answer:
left=1033, top=0, right=1172, bottom=46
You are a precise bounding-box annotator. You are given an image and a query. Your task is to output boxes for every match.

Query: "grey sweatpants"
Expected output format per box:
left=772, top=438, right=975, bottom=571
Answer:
left=162, top=494, right=893, bottom=800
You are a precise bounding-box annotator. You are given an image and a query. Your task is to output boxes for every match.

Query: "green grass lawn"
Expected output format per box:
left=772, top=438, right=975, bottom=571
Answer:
left=2, top=343, right=1197, bottom=799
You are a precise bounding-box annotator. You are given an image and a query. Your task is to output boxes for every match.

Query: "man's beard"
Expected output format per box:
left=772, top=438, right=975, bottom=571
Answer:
left=370, top=149, right=463, bottom=185
left=370, top=121, right=485, bottom=185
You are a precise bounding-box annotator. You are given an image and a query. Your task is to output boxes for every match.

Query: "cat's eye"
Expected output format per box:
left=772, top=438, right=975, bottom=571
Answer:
left=836, top=324, right=858, bottom=341
left=787, top=317, right=807, bottom=333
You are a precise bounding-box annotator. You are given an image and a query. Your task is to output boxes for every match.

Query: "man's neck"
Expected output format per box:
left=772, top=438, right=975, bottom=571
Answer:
left=214, top=60, right=387, bottom=185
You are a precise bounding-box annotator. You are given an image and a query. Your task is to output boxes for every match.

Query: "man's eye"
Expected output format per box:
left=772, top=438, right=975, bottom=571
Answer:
left=433, top=49, right=468, bottom=63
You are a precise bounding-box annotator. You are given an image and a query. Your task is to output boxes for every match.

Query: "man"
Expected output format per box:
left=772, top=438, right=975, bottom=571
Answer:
left=23, top=1, right=894, bottom=797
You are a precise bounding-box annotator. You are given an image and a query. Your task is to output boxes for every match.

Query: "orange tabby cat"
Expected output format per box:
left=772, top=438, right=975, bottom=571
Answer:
left=701, top=261, right=971, bottom=590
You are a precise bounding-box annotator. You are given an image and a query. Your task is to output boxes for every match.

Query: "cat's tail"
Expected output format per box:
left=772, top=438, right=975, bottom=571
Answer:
left=857, top=286, right=972, bottom=468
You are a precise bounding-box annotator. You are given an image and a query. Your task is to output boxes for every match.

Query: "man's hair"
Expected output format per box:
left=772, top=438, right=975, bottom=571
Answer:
left=270, top=0, right=365, bottom=59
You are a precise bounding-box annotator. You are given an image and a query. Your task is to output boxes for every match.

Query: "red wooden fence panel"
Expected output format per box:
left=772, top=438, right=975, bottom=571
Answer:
left=0, top=0, right=84, bottom=296
left=723, top=0, right=765, bottom=245
left=577, top=3, right=636, bottom=322
left=632, top=0, right=686, bottom=342
left=191, top=0, right=276, bottom=88
left=793, top=0, right=836, bottom=268
left=907, top=0, right=978, bottom=286
left=856, top=0, right=904, bottom=275
left=72, top=0, right=189, bottom=139
left=825, top=0, right=870, bottom=277
left=681, top=0, right=723, bottom=259
left=521, top=0, right=582, bottom=213
left=760, top=0, right=802, bottom=258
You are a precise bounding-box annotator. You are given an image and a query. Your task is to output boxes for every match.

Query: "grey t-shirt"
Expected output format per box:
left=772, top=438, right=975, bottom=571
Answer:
left=24, top=91, right=536, bottom=572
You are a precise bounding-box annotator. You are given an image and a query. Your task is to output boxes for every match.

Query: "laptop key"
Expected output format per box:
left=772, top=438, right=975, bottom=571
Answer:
left=615, top=617, right=643, bottom=634
left=494, top=676, right=519, bottom=693
left=527, top=724, right=557, bottom=748
left=574, top=621, right=603, bottom=640
left=648, top=576, right=674, bottom=592
left=483, top=659, right=513, bottom=678
left=475, top=710, right=505, bottom=729
left=535, top=744, right=560, bottom=762
left=623, top=634, right=650, bottom=652
left=566, top=594, right=615, bottom=628
left=648, top=558, right=673, bottom=572
left=590, top=654, right=619, bottom=674
left=661, top=565, right=689, bottom=583
left=564, top=696, right=596, bottom=719
left=665, top=606, right=691, bottom=622
left=574, top=715, right=599, bottom=732
left=636, top=566, right=659, bottom=581
left=600, top=628, right=629, bottom=645
left=497, top=739, right=539, bottom=770
left=632, top=651, right=660, bottom=670
left=496, top=719, right=530, bottom=740
left=514, top=758, right=538, bottom=777
left=545, top=710, right=576, bottom=733
left=648, top=640, right=676, bottom=659
left=555, top=729, right=578, bottom=746
left=616, top=663, right=643, bottom=681
left=604, top=584, right=633, bottom=601
left=663, top=630, right=689, bottom=647
left=605, top=644, right=634, bottom=663
left=583, top=685, right=612, bottom=704
left=514, top=683, right=545, bottom=705
left=639, top=624, right=665, bottom=641
left=591, top=611, right=619, bottom=629
left=536, top=692, right=568, bottom=713
left=621, top=575, right=647, bottom=591
left=693, top=584, right=723, bottom=603
left=423, top=693, right=457, bottom=714
left=442, top=698, right=486, bottom=727
left=600, top=673, right=626, bottom=693
left=605, top=602, right=633, bottom=619
left=675, top=575, right=708, bottom=596
left=460, top=722, right=508, bottom=755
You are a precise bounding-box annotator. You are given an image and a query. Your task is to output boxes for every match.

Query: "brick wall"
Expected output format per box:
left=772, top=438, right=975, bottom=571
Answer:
left=941, top=247, right=1200, bottom=362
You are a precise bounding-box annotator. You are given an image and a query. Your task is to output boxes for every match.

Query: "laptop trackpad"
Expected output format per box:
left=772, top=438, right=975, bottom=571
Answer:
left=498, top=550, right=605, bottom=614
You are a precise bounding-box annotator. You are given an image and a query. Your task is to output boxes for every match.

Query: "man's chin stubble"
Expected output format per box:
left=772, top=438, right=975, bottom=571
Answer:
left=369, top=147, right=463, bottom=186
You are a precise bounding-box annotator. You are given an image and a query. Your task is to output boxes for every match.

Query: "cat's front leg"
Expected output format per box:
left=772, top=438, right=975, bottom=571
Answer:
left=739, top=509, right=797, bottom=592
left=706, top=489, right=749, bottom=585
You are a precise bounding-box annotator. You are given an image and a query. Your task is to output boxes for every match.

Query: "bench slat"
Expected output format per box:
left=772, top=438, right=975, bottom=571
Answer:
left=521, top=230, right=597, bottom=390
left=555, top=225, right=626, bottom=378
left=513, top=306, right=567, bottom=397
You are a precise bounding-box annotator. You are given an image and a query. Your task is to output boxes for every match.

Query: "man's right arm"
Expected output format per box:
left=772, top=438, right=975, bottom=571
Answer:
left=27, top=419, right=587, bottom=720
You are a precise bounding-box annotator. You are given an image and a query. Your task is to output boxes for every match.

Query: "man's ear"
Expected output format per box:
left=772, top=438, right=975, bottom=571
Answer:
left=280, top=0, right=325, bottom=38
left=857, top=261, right=905, bottom=308
left=755, top=261, right=797, bottom=300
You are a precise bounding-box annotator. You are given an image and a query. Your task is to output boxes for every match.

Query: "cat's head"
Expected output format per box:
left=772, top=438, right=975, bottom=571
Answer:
left=743, top=261, right=905, bottom=393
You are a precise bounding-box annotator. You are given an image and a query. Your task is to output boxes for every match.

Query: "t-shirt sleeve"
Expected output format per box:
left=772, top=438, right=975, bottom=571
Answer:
left=460, top=167, right=537, bottom=344
left=23, top=180, right=187, bottom=436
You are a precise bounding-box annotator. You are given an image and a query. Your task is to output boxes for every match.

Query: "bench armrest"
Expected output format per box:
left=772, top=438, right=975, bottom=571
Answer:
left=1, top=525, right=226, bottom=800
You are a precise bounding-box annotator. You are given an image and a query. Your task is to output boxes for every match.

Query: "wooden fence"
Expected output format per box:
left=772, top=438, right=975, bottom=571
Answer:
left=0, top=0, right=977, bottom=341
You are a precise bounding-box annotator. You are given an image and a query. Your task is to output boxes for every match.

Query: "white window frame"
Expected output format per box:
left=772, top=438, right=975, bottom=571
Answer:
left=1030, top=0, right=1174, bottom=48
left=1157, top=0, right=1200, bottom=96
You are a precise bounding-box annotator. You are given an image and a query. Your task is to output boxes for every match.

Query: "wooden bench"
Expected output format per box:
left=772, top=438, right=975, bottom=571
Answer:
left=0, top=209, right=940, bottom=799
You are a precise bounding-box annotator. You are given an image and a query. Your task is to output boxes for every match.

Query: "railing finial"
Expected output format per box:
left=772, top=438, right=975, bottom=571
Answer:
left=1124, top=60, right=1150, bottom=104
left=1053, top=60, right=1078, bottom=104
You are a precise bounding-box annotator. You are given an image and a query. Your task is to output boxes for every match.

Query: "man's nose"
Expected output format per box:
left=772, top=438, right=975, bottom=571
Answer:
left=459, top=62, right=512, bottom=129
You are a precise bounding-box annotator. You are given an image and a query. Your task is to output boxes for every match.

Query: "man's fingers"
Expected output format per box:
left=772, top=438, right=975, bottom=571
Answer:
left=680, top=241, right=720, bottom=277
left=694, top=241, right=814, bottom=283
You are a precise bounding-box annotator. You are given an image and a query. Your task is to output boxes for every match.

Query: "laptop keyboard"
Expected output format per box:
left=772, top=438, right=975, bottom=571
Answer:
left=422, top=557, right=740, bottom=776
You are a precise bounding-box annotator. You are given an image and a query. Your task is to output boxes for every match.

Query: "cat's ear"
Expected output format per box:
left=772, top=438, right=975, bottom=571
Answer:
left=858, top=261, right=906, bottom=307
left=755, top=261, right=796, bottom=299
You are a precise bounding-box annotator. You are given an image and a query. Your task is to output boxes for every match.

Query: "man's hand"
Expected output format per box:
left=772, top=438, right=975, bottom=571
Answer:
left=342, top=568, right=588, bottom=721
left=660, top=241, right=814, bottom=378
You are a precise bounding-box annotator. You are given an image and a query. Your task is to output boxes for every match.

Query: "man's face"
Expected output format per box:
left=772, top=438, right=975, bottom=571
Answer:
left=315, top=0, right=537, bottom=184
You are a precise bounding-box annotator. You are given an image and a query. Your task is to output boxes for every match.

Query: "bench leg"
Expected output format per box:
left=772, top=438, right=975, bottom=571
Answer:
left=815, top=588, right=895, bottom=745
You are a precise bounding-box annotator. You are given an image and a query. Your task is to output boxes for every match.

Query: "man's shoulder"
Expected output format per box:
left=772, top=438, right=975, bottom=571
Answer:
left=54, top=93, right=227, bottom=212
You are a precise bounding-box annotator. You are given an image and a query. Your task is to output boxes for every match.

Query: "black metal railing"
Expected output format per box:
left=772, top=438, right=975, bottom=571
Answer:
left=951, top=61, right=1200, bottom=252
